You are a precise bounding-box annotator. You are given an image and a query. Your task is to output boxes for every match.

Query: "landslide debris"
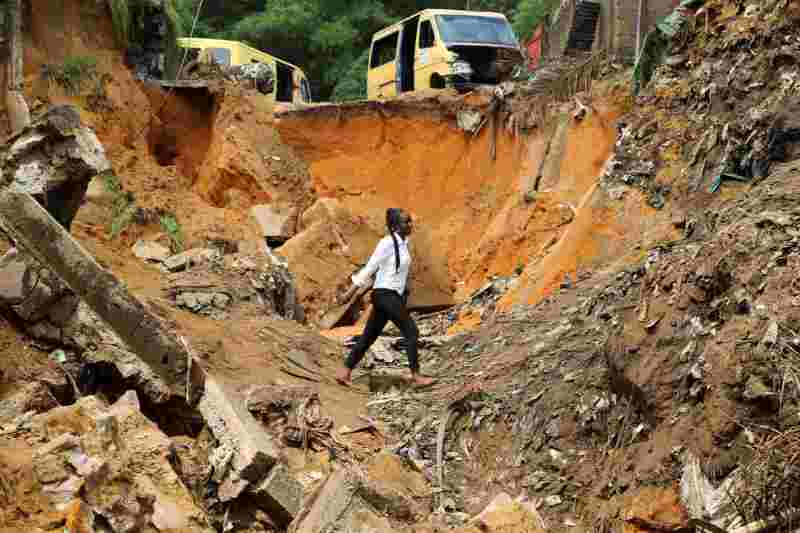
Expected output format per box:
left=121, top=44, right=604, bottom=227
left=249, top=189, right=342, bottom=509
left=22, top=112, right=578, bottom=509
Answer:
left=4, top=1, right=800, bottom=533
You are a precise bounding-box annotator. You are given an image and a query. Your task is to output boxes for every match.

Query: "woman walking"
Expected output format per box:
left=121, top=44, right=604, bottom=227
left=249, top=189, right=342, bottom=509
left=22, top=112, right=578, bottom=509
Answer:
left=335, top=208, right=435, bottom=387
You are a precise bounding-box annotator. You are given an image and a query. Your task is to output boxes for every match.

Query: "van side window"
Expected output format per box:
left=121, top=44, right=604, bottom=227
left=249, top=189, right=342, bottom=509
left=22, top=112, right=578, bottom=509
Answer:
left=370, top=32, right=399, bottom=68
left=207, top=47, right=232, bottom=66
left=419, top=20, right=435, bottom=48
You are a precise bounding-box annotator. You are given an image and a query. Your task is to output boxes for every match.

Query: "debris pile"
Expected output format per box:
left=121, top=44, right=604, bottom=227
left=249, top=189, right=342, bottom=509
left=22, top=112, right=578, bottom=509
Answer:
left=151, top=249, right=303, bottom=321
left=27, top=392, right=211, bottom=532
left=604, top=0, right=800, bottom=208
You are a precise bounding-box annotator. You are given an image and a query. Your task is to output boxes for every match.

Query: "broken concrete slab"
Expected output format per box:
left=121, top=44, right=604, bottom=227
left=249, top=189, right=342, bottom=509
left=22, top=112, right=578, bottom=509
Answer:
left=198, top=376, right=302, bottom=522
left=133, top=239, right=171, bottom=263
left=290, top=469, right=397, bottom=533
left=290, top=469, right=358, bottom=533
left=6, top=259, right=70, bottom=322
left=199, top=376, right=280, bottom=498
left=82, top=345, right=173, bottom=403
left=250, top=462, right=304, bottom=528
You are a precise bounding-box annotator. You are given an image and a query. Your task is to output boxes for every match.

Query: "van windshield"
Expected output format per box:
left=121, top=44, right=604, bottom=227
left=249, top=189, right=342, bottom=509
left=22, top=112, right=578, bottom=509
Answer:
left=435, top=15, right=517, bottom=46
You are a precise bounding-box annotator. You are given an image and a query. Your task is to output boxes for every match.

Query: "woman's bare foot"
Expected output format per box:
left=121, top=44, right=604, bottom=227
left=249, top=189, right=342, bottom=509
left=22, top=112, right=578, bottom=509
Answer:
left=335, top=367, right=352, bottom=386
left=410, top=373, right=436, bottom=387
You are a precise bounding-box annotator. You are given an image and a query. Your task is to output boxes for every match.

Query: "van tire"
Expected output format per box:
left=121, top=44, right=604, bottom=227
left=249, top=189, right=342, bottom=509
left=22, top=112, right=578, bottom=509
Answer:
left=430, top=73, right=445, bottom=89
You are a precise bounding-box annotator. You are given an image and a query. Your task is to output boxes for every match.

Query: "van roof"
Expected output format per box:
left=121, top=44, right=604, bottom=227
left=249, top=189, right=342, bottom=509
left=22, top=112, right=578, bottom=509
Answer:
left=372, top=9, right=509, bottom=41
left=176, top=37, right=306, bottom=74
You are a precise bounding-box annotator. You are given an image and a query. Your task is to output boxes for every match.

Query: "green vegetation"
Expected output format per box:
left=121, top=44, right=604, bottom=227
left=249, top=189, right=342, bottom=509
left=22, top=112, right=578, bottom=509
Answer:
left=513, top=0, right=558, bottom=41
left=102, top=172, right=138, bottom=239
left=43, top=55, right=98, bottom=96
left=109, top=0, right=132, bottom=47
left=111, top=0, right=185, bottom=46
left=159, top=214, right=185, bottom=253
left=330, top=49, right=370, bottom=102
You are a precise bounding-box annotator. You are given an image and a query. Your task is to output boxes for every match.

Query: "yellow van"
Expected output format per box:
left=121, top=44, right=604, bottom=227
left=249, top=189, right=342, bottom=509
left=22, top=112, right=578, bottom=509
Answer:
left=173, top=38, right=312, bottom=104
left=367, top=9, right=522, bottom=100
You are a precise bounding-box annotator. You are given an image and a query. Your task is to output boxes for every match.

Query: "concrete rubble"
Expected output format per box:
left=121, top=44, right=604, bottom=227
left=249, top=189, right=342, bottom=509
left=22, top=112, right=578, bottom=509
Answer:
left=32, top=392, right=213, bottom=533
left=1, top=105, right=110, bottom=230
left=198, top=376, right=303, bottom=528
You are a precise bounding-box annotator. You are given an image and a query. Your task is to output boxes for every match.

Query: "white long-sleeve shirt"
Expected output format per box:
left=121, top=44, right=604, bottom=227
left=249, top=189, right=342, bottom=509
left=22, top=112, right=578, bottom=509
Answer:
left=351, top=233, right=411, bottom=295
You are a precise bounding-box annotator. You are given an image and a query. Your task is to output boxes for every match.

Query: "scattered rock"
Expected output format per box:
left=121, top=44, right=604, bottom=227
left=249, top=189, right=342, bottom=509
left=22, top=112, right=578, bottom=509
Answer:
left=132, top=239, right=171, bottom=263
left=0, top=381, right=58, bottom=424
left=163, top=248, right=219, bottom=272
left=361, top=451, right=432, bottom=520
left=460, top=492, right=546, bottom=533
left=544, top=495, right=563, bottom=507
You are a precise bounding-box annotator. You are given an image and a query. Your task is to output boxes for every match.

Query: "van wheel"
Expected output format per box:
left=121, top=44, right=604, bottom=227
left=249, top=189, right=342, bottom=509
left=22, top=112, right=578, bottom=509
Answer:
left=430, top=74, right=445, bottom=89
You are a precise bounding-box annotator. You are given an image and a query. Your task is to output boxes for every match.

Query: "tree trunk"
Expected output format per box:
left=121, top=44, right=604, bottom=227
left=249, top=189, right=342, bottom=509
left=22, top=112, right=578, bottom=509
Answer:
left=5, top=0, right=30, bottom=134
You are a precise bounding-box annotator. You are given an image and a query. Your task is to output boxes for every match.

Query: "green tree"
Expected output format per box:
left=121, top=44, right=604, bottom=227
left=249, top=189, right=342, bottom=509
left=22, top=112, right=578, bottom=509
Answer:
left=331, top=49, right=369, bottom=102
left=512, top=0, right=558, bottom=41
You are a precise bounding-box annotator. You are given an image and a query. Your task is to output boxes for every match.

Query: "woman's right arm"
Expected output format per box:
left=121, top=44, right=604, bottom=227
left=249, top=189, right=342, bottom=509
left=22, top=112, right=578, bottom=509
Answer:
left=351, top=238, right=390, bottom=288
left=335, top=238, right=390, bottom=304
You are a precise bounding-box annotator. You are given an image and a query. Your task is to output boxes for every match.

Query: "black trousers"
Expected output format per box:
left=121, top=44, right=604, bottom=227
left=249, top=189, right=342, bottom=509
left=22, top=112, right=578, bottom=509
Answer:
left=345, top=288, right=419, bottom=372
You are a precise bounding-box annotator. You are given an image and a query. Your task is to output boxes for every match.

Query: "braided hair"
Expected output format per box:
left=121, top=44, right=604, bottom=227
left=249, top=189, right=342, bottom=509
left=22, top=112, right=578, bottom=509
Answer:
left=386, top=208, right=403, bottom=273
